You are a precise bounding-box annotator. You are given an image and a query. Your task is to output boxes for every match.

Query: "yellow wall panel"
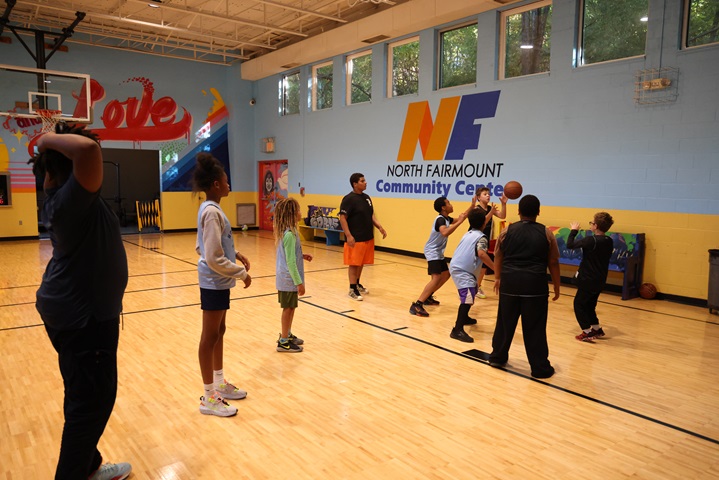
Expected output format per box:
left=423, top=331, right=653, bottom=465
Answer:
left=0, top=192, right=39, bottom=237
left=294, top=194, right=718, bottom=301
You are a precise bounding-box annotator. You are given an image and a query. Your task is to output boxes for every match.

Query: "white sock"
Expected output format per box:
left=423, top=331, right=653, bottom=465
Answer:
left=203, top=383, right=214, bottom=400
left=591, top=324, right=601, bottom=330
left=213, top=369, right=224, bottom=389
left=583, top=328, right=592, bottom=333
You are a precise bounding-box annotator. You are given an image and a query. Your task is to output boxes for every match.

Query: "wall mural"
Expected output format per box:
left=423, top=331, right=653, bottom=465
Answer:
left=161, top=87, right=230, bottom=192
left=0, top=76, right=229, bottom=194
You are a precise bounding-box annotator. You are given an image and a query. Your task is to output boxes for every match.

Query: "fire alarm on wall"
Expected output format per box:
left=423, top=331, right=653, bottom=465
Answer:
left=261, top=137, right=275, bottom=153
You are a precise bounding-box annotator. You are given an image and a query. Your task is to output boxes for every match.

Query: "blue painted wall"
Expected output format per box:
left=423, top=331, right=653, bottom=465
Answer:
left=252, top=0, right=719, bottom=215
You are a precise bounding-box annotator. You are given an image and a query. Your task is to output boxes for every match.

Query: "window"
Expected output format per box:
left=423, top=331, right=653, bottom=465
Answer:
left=684, top=0, right=719, bottom=48
left=312, top=62, right=333, bottom=111
left=281, top=71, right=300, bottom=116
left=578, top=0, right=648, bottom=65
left=346, top=51, right=372, bottom=105
left=388, top=37, right=419, bottom=98
left=500, top=1, right=552, bottom=79
left=438, top=23, right=478, bottom=89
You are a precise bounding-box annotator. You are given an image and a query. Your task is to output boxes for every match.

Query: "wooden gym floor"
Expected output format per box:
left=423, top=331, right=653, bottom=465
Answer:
left=1, top=230, right=718, bottom=479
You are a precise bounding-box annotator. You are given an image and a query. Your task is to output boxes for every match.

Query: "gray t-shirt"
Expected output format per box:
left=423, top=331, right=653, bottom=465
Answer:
left=36, top=175, right=128, bottom=330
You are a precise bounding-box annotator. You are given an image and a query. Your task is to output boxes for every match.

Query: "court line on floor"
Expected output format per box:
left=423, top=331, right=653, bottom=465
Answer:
left=388, top=262, right=719, bottom=325
left=122, top=238, right=197, bottom=266
left=300, top=298, right=719, bottom=447
left=4, top=284, right=717, bottom=445
left=0, top=292, right=279, bottom=332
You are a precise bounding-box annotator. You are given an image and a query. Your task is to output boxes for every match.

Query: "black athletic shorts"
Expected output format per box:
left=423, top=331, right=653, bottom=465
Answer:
left=200, top=288, right=230, bottom=311
left=427, top=259, right=449, bottom=275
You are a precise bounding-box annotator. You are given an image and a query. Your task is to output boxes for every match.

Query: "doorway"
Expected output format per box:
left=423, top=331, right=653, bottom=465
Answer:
left=258, top=160, right=288, bottom=231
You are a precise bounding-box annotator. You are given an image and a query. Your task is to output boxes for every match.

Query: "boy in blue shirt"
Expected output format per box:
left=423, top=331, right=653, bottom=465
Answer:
left=448, top=209, right=494, bottom=342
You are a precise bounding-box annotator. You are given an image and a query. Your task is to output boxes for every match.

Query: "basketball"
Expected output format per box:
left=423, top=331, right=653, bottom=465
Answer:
left=503, top=181, right=523, bottom=200
left=639, top=283, right=657, bottom=299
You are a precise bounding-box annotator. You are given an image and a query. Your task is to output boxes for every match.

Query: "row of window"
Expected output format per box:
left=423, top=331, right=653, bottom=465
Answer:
left=281, top=0, right=718, bottom=115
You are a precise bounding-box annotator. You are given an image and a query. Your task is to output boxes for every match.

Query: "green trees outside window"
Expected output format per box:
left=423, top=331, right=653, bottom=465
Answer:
left=347, top=52, right=372, bottom=104
left=281, top=71, right=300, bottom=115
left=502, top=1, right=552, bottom=79
left=686, top=0, right=719, bottom=48
left=580, top=0, right=648, bottom=65
left=313, top=62, right=333, bottom=111
left=439, top=23, right=478, bottom=88
left=389, top=37, right=419, bottom=97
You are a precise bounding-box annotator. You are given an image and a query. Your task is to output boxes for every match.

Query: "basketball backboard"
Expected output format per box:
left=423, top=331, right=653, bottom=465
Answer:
left=0, top=63, right=91, bottom=123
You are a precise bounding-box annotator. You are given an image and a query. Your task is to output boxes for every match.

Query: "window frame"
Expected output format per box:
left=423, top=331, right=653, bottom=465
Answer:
left=437, top=21, right=478, bottom=90
left=311, top=61, right=333, bottom=111
left=280, top=70, right=301, bottom=116
left=346, top=50, right=373, bottom=105
left=576, top=0, right=648, bottom=67
left=682, top=0, right=719, bottom=50
left=498, top=0, right=552, bottom=80
left=387, top=36, right=420, bottom=99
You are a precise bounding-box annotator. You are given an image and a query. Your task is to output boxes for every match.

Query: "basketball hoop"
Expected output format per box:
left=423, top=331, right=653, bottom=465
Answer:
left=36, top=109, right=62, bottom=134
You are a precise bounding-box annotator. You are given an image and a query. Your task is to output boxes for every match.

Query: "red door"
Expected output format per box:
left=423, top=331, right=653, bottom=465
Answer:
left=258, top=160, right=288, bottom=231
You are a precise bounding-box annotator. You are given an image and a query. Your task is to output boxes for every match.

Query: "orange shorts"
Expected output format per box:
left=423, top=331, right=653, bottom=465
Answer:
left=343, top=239, right=375, bottom=266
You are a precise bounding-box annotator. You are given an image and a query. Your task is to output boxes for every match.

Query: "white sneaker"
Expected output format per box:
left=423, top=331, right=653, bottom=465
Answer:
left=89, top=462, right=132, bottom=480
left=348, top=290, right=363, bottom=301
left=476, top=287, right=487, bottom=299
left=215, top=381, right=247, bottom=400
left=199, top=394, right=238, bottom=417
left=357, top=284, right=369, bottom=295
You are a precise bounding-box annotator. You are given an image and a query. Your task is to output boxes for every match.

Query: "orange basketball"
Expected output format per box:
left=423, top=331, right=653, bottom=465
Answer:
left=503, top=181, right=523, bottom=200
left=639, top=283, right=657, bottom=299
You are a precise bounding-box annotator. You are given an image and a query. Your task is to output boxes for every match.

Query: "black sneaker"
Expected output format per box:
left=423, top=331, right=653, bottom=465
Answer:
left=531, top=366, right=555, bottom=379
left=288, top=332, right=304, bottom=345
left=450, top=329, right=474, bottom=343
left=423, top=295, right=440, bottom=306
left=463, top=316, right=477, bottom=325
left=277, top=339, right=303, bottom=353
left=409, top=302, right=429, bottom=317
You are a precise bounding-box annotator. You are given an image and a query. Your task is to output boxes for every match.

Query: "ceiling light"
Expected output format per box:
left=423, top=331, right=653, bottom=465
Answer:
left=640, top=16, right=648, bottom=22
left=520, top=44, right=533, bottom=49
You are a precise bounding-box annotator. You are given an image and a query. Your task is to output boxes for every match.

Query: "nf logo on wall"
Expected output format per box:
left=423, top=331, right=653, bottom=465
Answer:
left=397, top=90, right=501, bottom=161
left=377, top=90, right=504, bottom=198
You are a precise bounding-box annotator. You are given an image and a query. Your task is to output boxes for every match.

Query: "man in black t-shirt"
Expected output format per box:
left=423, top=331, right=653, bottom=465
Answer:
left=29, top=125, right=131, bottom=480
left=339, top=173, right=387, bottom=300
left=488, top=195, right=561, bottom=379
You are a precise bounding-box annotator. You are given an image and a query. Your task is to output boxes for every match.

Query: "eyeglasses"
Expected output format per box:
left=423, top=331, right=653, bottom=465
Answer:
left=589, top=221, right=596, bottom=226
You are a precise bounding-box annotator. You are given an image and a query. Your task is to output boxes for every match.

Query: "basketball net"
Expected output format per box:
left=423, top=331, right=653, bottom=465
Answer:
left=36, top=109, right=62, bottom=134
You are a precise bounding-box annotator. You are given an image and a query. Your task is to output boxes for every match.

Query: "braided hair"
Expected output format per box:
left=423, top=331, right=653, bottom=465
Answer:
left=273, top=197, right=301, bottom=244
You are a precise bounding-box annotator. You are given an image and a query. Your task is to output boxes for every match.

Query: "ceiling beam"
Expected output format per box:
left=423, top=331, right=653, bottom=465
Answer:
left=8, top=3, right=280, bottom=51
left=123, top=0, right=310, bottom=37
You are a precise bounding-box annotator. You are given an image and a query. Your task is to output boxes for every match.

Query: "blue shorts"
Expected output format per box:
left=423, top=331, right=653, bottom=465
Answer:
left=200, top=288, right=230, bottom=311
